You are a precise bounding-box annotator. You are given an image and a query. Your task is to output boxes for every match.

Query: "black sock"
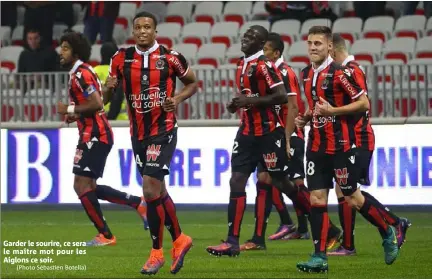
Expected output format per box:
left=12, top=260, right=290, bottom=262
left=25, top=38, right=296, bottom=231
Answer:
left=328, top=219, right=341, bottom=239
left=361, top=191, right=400, bottom=226
left=338, top=197, right=356, bottom=250
left=80, top=190, right=113, bottom=239
left=287, top=184, right=311, bottom=216
left=296, top=211, right=309, bottom=234
left=271, top=186, right=293, bottom=225
left=227, top=192, right=246, bottom=245
left=161, top=193, right=182, bottom=242
left=145, top=196, right=165, bottom=249
left=95, top=185, right=141, bottom=209
left=252, top=182, right=273, bottom=244
left=310, top=205, right=329, bottom=255
left=359, top=194, right=389, bottom=236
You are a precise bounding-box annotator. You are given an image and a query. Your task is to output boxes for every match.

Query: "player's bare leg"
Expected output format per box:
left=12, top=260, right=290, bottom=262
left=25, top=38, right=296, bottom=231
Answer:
left=75, top=176, right=117, bottom=247
left=207, top=172, right=249, bottom=257
left=159, top=181, right=192, bottom=274
left=297, top=189, right=329, bottom=273
left=328, top=184, right=357, bottom=256
left=346, top=189, right=400, bottom=265
left=95, top=184, right=149, bottom=230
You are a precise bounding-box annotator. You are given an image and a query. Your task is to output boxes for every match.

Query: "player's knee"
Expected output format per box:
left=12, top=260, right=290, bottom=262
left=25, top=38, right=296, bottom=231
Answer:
left=257, top=172, right=272, bottom=184
left=143, top=175, right=163, bottom=199
left=309, top=190, right=327, bottom=206
left=345, top=189, right=364, bottom=210
left=73, top=175, right=93, bottom=196
left=229, top=173, right=248, bottom=192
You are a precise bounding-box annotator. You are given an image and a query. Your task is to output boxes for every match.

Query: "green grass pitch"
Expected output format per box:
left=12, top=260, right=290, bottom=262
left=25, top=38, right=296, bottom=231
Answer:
left=1, top=207, right=430, bottom=278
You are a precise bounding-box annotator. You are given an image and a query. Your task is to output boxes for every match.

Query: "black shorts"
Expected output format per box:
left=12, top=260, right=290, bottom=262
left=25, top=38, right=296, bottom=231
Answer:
left=231, top=127, right=290, bottom=177
left=131, top=128, right=177, bottom=181
left=73, top=141, right=112, bottom=179
left=306, top=148, right=372, bottom=196
left=257, top=136, right=305, bottom=180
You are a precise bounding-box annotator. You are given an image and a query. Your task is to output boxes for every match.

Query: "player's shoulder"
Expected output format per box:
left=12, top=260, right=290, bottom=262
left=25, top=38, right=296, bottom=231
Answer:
left=75, top=63, right=96, bottom=78
left=164, top=46, right=186, bottom=58
left=111, top=47, right=128, bottom=60
left=301, top=64, right=312, bottom=76
left=279, top=62, right=296, bottom=75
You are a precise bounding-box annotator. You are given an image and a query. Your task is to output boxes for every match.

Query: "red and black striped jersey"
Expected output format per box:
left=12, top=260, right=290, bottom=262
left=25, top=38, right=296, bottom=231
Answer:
left=274, top=58, right=305, bottom=140
left=68, top=60, right=114, bottom=145
left=302, top=56, right=368, bottom=154
left=343, top=56, right=375, bottom=151
left=109, top=41, right=189, bottom=141
left=235, top=50, right=284, bottom=136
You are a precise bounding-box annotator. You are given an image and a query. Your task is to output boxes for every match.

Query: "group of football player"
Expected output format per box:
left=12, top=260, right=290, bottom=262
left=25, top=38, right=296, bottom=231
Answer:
left=57, top=10, right=411, bottom=276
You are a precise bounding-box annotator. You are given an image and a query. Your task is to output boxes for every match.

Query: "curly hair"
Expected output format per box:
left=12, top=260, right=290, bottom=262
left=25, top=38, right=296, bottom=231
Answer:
left=60, top=31, right=91, bottom=62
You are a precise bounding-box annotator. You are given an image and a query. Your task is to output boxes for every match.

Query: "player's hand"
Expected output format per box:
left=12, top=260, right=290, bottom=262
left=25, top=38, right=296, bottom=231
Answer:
left=295, top=114, right=307, bottom=129
left=163, top=97, right=177, bottom=112
left=226, top=100, right=237, bottom=113
left=57, top=101, right=68, bottom=115
left=232, top=95, right=251, bottom=108
left=315, top=97, right=335, bottom=116
left=105, top=76, right=118, bottom=89
left=64, top=114, right=80, bottom=124
left=286, top=141, right=292, bottom=159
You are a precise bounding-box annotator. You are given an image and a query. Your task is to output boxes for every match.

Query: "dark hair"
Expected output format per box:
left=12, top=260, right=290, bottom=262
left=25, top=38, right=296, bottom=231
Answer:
left=60, top=31, right=91, bottom=62
left=332, top=33, right=347, bottom=50
left=101, top=42, right=118, bottom=65
left=133, top=11, right=158, bottom=28
left=26, top=29, right=40, bottom=35
left=308, top=26, right=332, bottom=40
left=267, top=32, right=284, bottom=56
left=250, top=25, right=268, bottom=42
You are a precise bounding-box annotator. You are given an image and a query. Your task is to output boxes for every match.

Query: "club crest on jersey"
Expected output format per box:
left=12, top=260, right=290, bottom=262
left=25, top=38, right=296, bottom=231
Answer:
left=156, top=59, right=165, bottom=70
left=141, top=74, right=149, bottom=85
left=312, top=89, right=319, bottom=101
left=247, top=67, right=253, bottom=76
left=321, top=78, right=329, bottom=90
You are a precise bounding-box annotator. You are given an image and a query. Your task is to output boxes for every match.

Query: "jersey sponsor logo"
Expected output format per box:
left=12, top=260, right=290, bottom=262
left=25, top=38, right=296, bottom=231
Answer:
left=260, top=64, right=273, bottom=86
left=338, top=74, right=357, bottom=96
left=312, top=114, right=336, bottom=128
left=263, top=152, right=277, bottom=169
left=169, top=56, right=185, bottom=74
left=335, top=167, right=349, bottom=185
left=128, top=87, right=167, bottom=114
left=146, top=144, right=161, bottom=162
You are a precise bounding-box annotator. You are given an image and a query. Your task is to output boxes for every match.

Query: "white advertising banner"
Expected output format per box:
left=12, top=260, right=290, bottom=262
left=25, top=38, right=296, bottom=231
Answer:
left=1, top=124, right=432, bottom=205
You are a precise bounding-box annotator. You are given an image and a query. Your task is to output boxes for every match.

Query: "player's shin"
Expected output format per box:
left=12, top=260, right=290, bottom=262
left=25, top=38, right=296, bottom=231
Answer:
left=161, top=192, right=182, bottom=242
left=95, top=184, right=141, bottom=209
left=361, top=191, right=400, bottom=226
left=143, top=176, right=165, bottom=249
left=310, top=190, right=329, bottom=255
left=252, top=182, right=272, bottom=244
left=353, top=190, right=389, bottom=234
left=337, top=197, right=356, bottom=250
left=79, top=189, right=113, bottom=239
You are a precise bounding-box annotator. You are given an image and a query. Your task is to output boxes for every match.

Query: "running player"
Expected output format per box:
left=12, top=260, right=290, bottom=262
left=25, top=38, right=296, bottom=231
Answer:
left=326, top=33, right=411, bottom=256
left=206, top=25, right=312, bottom=257
left=56, top=31, right=148, bottom=247
left=295, top=26, right=402, bottom=273
left=105, top=12, right=196, bottom=275
left=240, top=32, right=341, bottom=251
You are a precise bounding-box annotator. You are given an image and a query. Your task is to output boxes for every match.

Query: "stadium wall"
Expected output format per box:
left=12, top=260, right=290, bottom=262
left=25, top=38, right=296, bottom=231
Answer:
left=2, top=119, right=432, bottom=206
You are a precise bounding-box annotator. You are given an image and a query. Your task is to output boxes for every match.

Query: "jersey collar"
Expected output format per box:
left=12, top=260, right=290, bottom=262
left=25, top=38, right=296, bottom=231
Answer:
left=275, top=57, right=284, bottom=68
left=312, top=55, right=333, bottom=73
left=244, top=50, right=264, bottom=63
left=342, top=55, right=355, bottom=66
left=135, top=41, right=159, bottom=56
left=69, top=60, right=83, bottom=75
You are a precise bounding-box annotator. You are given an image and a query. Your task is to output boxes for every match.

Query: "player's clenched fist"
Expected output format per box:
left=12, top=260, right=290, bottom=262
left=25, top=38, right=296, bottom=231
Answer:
left=163, top=97, right=177, bottom=112
left=105, top=76, right=118, bottom=89
left=226, top=100, right=237, bottom=113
